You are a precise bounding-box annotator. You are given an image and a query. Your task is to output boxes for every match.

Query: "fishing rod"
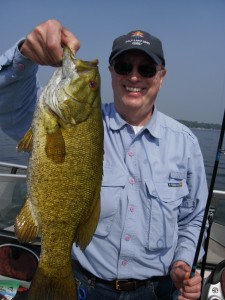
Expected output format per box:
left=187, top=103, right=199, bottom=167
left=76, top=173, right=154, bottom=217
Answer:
left=190, top=108, right=225, bottom=280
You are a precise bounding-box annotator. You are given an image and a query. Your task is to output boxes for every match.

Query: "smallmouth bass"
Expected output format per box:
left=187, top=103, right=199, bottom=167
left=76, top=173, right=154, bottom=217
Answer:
left=16, top=46, right=104, bottom=300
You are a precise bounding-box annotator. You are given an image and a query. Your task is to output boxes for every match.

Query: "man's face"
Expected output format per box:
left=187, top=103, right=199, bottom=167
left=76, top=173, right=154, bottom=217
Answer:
left=109, top=50, right=166, bottom=125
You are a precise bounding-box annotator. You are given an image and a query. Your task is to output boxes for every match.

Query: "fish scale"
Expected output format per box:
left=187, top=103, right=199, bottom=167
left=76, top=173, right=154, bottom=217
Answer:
left=15, top=46, right=103, bottom=300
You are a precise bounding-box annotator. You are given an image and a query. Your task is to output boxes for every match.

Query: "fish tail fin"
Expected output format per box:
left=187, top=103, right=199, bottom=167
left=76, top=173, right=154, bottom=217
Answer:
left=75, top=187, right=101, bottom=250
left=17, top=128, right=33, bottom=152
left=15, top=197, right=39, bottom=243
left=28, top=266, right=77, bottom=300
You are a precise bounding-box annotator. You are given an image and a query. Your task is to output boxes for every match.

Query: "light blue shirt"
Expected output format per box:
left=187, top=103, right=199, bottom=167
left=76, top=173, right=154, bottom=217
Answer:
left=0, top=43, right=208, bottom=280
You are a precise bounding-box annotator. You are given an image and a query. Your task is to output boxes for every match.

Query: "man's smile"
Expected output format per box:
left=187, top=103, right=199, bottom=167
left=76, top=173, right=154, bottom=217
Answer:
left=125, top=86, right=144, bottom=93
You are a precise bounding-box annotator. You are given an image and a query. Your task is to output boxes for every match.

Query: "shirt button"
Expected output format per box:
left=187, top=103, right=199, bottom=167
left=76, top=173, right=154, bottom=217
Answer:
left=124, top=234, right=131, bottom=241
left=130, top=206, right=135, bottom=213
left=128, top=150, right=134, bottom=157
left=130, top=178, right=135, bottom=185
left=121, top=260, right=128, bottom=266
left=17, top=63, right=25, bottom=70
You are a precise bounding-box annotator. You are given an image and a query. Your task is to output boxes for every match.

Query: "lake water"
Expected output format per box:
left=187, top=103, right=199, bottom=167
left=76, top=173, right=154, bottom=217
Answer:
left=192, top=128, right=225, bottom=191
left=0, top=127, right=224, bottom=190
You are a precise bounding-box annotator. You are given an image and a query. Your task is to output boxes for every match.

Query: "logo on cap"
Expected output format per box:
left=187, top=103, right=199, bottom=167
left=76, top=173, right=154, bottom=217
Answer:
left=131, top=31, right=144, bottom=38
left=126, top=31, right=149, bottom=46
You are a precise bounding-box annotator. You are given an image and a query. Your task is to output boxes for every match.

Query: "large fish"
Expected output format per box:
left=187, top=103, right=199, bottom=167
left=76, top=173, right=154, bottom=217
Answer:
left=15, top=46, right=104, bottom=300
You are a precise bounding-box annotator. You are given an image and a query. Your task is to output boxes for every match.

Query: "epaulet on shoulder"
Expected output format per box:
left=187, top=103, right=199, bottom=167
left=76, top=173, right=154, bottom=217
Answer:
left=160, top=112, right=197, bottom=144
left=181, top=125, right=197, bottom=144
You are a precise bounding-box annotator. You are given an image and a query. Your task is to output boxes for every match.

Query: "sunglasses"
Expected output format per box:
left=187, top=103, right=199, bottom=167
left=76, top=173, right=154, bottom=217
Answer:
left=113, top=61, right=162, bottom=78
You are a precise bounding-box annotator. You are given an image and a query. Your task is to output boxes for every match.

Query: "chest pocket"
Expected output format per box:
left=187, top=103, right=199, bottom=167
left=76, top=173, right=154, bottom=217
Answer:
left=94, top=167, right=127, bottom=237
left=145, top=179, right=189, bottom=251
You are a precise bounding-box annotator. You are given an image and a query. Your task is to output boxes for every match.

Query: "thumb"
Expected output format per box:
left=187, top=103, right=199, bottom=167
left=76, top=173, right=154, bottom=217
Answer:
left=184, top=271, right=190, bottom=280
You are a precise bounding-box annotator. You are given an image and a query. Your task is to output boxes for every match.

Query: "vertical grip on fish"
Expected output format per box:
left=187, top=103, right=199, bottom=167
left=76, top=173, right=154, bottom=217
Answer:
left=15, top=46, right=104, bottom=300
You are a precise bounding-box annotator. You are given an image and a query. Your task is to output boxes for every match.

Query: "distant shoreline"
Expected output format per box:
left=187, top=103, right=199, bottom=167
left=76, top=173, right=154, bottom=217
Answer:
left=177, top=120, right=221, bottom=130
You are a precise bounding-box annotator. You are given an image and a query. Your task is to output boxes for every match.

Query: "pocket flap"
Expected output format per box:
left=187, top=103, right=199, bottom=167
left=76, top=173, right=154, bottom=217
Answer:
left=154, top=181, right=189, bottom=201
left=145, top=179, right=189, bottom=202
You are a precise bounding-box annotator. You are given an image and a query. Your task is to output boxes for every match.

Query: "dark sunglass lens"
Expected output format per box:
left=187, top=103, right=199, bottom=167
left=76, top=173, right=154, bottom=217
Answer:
left=138, top=64, right=157, bottom=77
left=114, top=62, right=132, bottom=75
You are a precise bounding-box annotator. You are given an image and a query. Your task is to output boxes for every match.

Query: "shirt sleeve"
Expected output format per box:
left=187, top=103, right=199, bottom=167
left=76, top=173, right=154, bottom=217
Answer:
left=0, top=39, right=40, bottom=141
left=172, top=135, right=208, bottom=267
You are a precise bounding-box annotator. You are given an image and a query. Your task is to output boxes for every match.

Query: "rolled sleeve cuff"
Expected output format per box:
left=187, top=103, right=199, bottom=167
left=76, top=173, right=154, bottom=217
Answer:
left=173, top=247, right=194, bottom=267
left=173, top=243, right=205, bottom=268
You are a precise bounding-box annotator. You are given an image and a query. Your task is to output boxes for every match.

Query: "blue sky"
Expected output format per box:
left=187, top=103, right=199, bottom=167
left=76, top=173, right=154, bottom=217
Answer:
left=1, top=0, right=225, bottom=123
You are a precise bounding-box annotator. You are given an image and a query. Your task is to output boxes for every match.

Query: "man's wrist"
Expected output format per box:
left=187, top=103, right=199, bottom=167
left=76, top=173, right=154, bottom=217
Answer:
left=172, top=260, right=189, bottom=269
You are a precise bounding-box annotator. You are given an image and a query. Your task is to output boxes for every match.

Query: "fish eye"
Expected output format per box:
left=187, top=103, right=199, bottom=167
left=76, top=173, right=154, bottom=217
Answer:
left=89, top=80, right=97, bottom=90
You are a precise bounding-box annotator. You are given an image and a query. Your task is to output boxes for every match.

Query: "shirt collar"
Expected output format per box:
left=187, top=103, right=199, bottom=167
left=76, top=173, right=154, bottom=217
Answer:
left=108, top=104, right=128, bottom=131
left=109, top=104, right=162, bottom=139
left=144, top=106, right=162, bottom=139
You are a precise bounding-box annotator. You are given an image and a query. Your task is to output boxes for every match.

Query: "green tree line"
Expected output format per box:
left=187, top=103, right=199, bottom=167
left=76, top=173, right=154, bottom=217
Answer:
left=177, top=120, right=221, bottom=130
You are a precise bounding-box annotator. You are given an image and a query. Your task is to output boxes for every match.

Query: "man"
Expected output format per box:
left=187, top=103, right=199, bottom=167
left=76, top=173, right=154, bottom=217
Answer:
left=0, top=20, right=207, bottom=299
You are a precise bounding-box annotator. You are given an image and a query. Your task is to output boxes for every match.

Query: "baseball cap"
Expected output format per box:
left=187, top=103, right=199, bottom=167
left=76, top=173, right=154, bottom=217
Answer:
left=109, top=30, right=165, bottom=66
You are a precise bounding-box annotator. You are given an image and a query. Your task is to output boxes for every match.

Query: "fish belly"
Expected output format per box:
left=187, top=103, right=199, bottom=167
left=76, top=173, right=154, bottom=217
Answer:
left=16, top=105, right=103, bottom=300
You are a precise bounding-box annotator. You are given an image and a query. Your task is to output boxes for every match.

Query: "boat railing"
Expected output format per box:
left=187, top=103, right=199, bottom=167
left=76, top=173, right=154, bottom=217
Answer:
left=0, top=162, right=27, bottom=235
left=0, top=161, right=224, bottom=259
left=0, top=161, right=27, bottom=174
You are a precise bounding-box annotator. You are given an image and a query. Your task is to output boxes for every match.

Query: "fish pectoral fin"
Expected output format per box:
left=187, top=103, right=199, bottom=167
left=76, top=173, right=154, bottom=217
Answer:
left=74, top=187, right=101, bottom=250
left=45, top=128, right=66, bottom=163
left=17, top=128, right=33, bottom=152
left=15, top=197, right=39, bottom=243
